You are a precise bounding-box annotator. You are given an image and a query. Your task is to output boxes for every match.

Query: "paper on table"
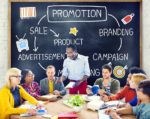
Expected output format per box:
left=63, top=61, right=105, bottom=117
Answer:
left=42, top=114, right=53, bottom=118
left=99, top=100, right=125, bottom=110
left=19, top=101, right=47, bottom=117
left=20, top=109, right=47, bottom=117
left=19, top=101, right=36, bottom=109
left=38, top=100, right=46, bottom=105
left=87, top=100, right=104, bottom=111
left=63, top=100, right=73, bottom=107
left=41, top=94, right=57, bottom=99
left=20, top=113, right=32, bottom=117
left=65, top=82, right=76, bottom=89
left=83, top=95, right=100, bottom=102
left=105, top=100, right=124, bottom=107
left=98, top=110, right=111, bottom=119
left=19, top=102, right=35, bottom=117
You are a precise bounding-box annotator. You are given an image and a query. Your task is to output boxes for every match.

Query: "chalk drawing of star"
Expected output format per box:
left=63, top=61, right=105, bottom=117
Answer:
left=69, top=27, right=78, bottom=36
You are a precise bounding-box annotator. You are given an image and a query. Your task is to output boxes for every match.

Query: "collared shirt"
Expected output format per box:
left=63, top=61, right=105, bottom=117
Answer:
left=132, top=103, right=150, bottom=119
left=21, top=81, right=41, bottom=98
left=10, top=87, right=21, bottom=107
left=62, top=54, right=90, bottom=81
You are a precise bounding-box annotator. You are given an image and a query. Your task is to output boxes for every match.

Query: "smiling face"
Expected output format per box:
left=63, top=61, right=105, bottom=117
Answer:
left=46, top=67, right=55, bottom=80
left=9, top=74, right=22, bottom=87
left=66, top=47, right=76, bottom=60
left=24, top=71, right=34, bottom=84
left=102, top=68, right=111, bottom=79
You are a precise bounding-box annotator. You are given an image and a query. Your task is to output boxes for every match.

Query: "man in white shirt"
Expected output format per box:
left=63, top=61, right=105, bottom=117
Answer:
left=61, top=44, right=90, bottom=94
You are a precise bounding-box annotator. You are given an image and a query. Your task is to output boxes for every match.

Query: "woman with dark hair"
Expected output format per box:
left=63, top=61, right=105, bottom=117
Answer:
left=21, top=69, right=40, bottom=98
left=21, top=69, right=57, bottom=101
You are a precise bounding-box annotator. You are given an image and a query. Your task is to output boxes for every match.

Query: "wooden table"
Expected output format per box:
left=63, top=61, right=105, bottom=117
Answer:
left=11, top=95, right=136, bottom=119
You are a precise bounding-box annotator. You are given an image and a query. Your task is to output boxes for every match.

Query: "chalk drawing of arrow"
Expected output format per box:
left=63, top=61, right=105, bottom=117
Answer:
left=108, top=14, right=120, bottom=27
left=108, top=62, right=112, bottom=66
left=50, top=29, right=59, bottom=37
left=124, top=65, right=128, bottom=70
left=119, top=65, right=128, bottom=74
left=120, top=65, right=128, bottom=72
left=38, top=15, right=46, bottom=25
left=108, top=14, right=123, bottom=51
left=38, top=63, right=46, bottom=71
left=33, top=36, right=38, bottom=52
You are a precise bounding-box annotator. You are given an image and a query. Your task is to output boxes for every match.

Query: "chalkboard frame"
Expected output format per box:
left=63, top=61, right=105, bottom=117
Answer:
left=8, top=0, right=143, bottom=86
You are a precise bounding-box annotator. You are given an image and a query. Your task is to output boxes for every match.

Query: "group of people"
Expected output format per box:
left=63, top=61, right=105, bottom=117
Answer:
left=21, top=65, right=66, bottom=101
left=0, top=44, right=150, bottom=119
left=104, top=72, right=150, bottom=119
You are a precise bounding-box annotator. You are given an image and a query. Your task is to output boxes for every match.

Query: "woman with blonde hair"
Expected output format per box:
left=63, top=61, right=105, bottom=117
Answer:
left=127, top=73, right=147, bottom=106
left=116, top=73, right=147, bottom=108
left=0, top=68, right=43, bottom=119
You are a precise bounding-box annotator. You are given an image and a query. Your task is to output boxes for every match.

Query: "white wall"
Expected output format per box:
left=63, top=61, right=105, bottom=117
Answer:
left=143, top=0, right=150, bottom=77
left=0, top=0, right=150, bottom=88
left=0, top=0, right=8, bottom=88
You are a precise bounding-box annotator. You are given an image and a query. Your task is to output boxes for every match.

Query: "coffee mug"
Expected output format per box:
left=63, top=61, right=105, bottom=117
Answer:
left=92, top=85, right=99, bottom=94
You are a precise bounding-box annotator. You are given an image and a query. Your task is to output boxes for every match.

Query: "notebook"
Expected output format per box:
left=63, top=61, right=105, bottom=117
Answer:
left=98, top=110, right=111, bottom=119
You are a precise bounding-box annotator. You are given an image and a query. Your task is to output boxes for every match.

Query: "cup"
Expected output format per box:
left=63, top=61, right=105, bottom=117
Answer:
left=92, top=85, right=99, bottom=94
